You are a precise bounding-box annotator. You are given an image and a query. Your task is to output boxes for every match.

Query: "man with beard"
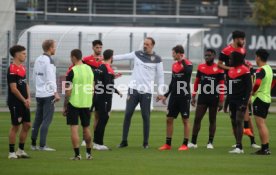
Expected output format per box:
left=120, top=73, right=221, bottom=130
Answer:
left=218, top=30, right=246, bottom=112
left=82, top=40, right=104, bottom=146
left=218, top=31, right=259, bottom=149
left=114, top=37, right=165, bottom=149
left=93, top=49, right=122, bottom=150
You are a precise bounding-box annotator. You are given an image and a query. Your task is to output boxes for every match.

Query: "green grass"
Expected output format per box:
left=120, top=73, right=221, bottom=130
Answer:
left=0, top=111, right=275, bottom=175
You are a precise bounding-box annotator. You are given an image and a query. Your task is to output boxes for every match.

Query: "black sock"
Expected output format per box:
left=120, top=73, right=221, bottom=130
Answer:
left=31, top=139, right=36, bottom=146
left=9, top=144, right=15, bottom=153
left=236, top=143, right=243, bottom=150
left=266, top=143, right=269, bottom=150
left=250, top=136, right=256, bottom=144
left=208, top=135, right=214, bottom=144
left=19, top=143, right=25, bottom=150
left=183, top=138, right=189, bottom=146
left=262, top=143, right=269, bottom=150
left=191, top=135, right=197, bottom=144
left=86, top=148, right=91, bottom=154
left=244, top=121, right=249, bottom=129
left=74, top=148, right=80, bottom=157
left=166, top=137, right=172, bottom=146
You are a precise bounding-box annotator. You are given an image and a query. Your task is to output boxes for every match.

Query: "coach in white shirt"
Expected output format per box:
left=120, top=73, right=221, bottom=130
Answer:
left=31, top=39, right=60, bottom=151
left=115, top=37, right=165, bottom=148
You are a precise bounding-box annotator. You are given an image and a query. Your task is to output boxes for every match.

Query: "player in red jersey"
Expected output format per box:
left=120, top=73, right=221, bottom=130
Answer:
left=93, top=49, right=122, bottom=150
left=218, top=30, right=246, bottom=113
left=82, top=40, right=104, bottom=142
left=228, top=52, right=252, bottom=154
left=7, top=45, right=31, bottom=159
left=188, top=49, right=224, bottom=149
left=157, top=45, right=193, bottom=151
left=218, top=31, right=260, bottom=148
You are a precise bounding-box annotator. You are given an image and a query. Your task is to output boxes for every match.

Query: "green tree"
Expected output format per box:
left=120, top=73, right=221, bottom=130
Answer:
left=253, top=0, right=276, bottom=27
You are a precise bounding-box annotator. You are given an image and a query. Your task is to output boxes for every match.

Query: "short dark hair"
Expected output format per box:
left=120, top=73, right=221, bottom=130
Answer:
left=9, top=45, right=26, bottom=57
left=172, top=45, right=184, bottom=54
left=232, top=30, right=245, bottom=39
left=145, top=37, right=155, bottom=46
left=42, top=39, right=55, bottom=52
left=206, top=48, right=216, bottom=55
left=256, top=49, right=269, bottom=62
left=92, top=40, right=103, bottom=47
left=71, top=49, right=82, bottom=60
left=230, top=51, right=245, bottom=66
left=103, top=49, right=113, bottom=61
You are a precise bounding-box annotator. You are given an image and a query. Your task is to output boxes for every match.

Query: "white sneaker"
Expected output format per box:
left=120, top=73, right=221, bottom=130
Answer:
left=16, top=149, right=30, bottom=158
left=188, top=143, right=198, bottom=149
left=229, top=148, right=244, bottom=154
left=70, top=155, right=81, bottom=160
left=86, top=153, right=93, bottom=160
left=39, top=146, right=56, bottom=151
left=31, top=145, right=39, bottom=151
left=92, top=143, right=99, bottom=149
left=251, top=143, right=261, bottom=149
left=81, top=140, right=86, bottom=147
left=207, top=143, right=214, bottom=149
left=232, top=144, right=236, bottom=148
left=100, top=145, right=109, bottom=150
left=8, top=152, right=18, bottom=159
left=94, top=144, right=109, bottom=151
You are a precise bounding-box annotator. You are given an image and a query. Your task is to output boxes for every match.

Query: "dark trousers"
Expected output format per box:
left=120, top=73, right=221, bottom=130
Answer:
left=93, top=99, right=112, bottom=145
left=31, top=96, right=55, bottom=147
left=122, top=89, right=152, bottom=145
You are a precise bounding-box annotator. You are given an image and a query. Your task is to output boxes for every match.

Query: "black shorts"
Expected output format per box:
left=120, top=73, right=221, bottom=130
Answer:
left=253, top=97, right=270, bottom=119
left=167, top=97, right=190, bottom=119
left=197, top=95, right=219, bottom=107
left=67, top=103, right=91, bottom=127
left=8, top=103, right=31, bottom=126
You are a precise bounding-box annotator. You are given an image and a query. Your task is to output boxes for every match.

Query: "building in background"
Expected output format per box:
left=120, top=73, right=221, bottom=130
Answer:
left=0, top=0, right=15, bottom=98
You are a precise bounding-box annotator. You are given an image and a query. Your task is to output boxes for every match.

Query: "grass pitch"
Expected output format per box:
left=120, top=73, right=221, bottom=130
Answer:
left=0, top=111, right=275, bottom=175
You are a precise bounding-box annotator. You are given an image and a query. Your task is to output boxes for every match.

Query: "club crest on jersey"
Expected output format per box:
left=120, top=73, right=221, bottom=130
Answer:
left=18, top=117, right=22, bottom=123
left=237, top=69, right=241, bottom=73
left=213, top=67, right=218, bottom=72
left=150, top=56, right=155, bottom=61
